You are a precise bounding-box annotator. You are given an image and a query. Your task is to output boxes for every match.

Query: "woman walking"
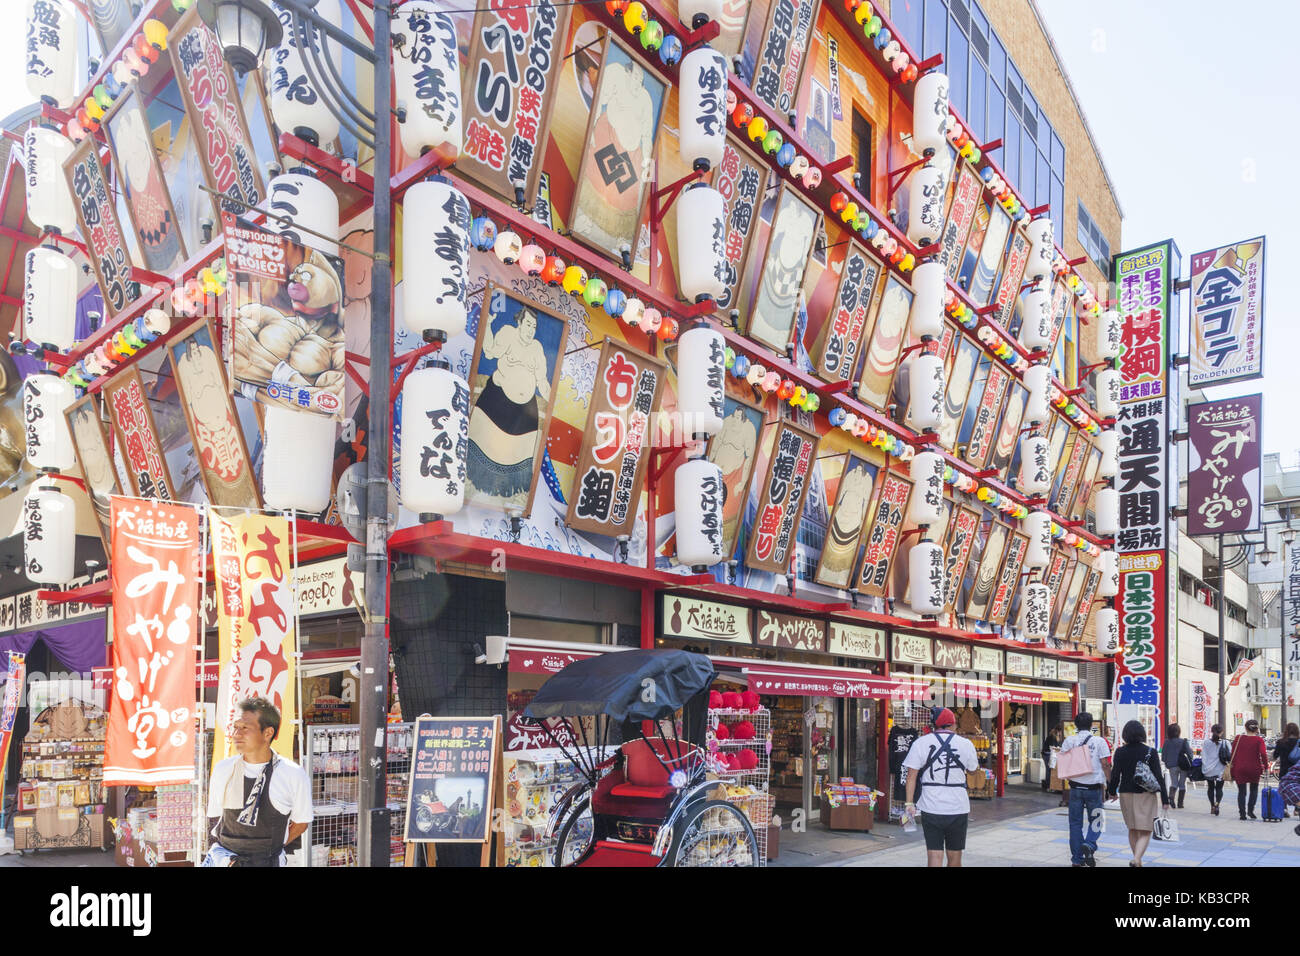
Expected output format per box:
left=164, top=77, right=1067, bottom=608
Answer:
left=1161, top=723, right=1193, bottom=809
left=1107, top=720, right=1170, bottom=867
left=1274, top=722, right=1299, bottom=818
left=1228, top=719, right=1269, bottom=820
left=1042, top=723, right=1063, bottom=793
left=1199, top=723, right=1228, bottom=815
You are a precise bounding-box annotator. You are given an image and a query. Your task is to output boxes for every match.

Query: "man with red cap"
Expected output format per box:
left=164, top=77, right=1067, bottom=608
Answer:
left=902, top=706, right=980, bottom=867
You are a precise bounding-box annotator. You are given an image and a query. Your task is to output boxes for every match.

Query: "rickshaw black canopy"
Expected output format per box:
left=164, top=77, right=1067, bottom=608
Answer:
left=523, top=649, right=716, bottom=728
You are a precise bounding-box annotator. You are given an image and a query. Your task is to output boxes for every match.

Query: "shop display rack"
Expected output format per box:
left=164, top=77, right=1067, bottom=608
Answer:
left=305, top=723, right=413, bottom=866
left=708, top=706, right=771, bottom=866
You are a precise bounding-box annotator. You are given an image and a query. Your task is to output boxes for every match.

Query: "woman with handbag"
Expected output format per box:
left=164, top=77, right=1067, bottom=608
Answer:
left=1160, top=723, right=1193, bottom=809
left=1228, top=719, right=1269, bottom=820
left=1199, top=723, right=1228, bottom=815
left=1107, top=720, right=1170, bottom=868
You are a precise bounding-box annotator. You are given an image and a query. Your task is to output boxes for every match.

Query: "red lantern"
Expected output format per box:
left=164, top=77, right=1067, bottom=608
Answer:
left=605, top=0, right=628, bottom=12
left=902, top=63, right=919, bottom=83
left=830, top=192, right=848, bottom=214
left=540, top=255, right=566, bottom=286
left=656, top=317, right=678, bottom=340
left=731, top=102, right=753, bottom=127
left=133, top=34, right=159, bottom=64
left=776, top=379, right=794, bottom=400
left=77, top=107, right=100, bottom=134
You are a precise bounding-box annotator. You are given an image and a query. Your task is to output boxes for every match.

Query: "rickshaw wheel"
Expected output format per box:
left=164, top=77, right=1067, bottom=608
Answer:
left=553, top=797, right=599, bottom=867
left=665, top=800, right=758, bottom=867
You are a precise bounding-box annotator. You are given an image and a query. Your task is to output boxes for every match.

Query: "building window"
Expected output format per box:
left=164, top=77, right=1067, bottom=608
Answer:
left=852, top=110, right=873, bottom=204
left=1076, top=200, right=1111, bottom=271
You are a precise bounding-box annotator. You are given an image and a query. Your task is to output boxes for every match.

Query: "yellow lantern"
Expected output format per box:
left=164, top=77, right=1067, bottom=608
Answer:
left=747, top=116, right=768, bottom=143
left=143, top=18, right=169, bottom=50
left=561, top=265, right=588, bottom=296
left=623, top=2, right=648, bottom=33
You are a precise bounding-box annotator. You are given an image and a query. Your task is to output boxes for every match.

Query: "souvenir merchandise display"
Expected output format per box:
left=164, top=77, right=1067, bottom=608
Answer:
left=767, top=696, right=808, bottom=809
left=306, top=723, right=413, bottom=866
left=1003, top=724, right=1028, bottom=777
left=707, top=692, right=772, bottom=865
left=14, top=689, right=108, bottom=851
left=821, top=778, right=881, bottom=832
left=951, top=702, right=997, bottom=799
left=502, top=748, right=598, bottom=867
left=887, top=701, right=932, bottom=821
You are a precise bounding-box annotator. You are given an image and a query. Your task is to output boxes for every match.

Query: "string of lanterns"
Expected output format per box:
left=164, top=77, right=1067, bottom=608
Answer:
left=843, top=1, right=921, bottom=84
left=63, top=18, right=170, bottom=143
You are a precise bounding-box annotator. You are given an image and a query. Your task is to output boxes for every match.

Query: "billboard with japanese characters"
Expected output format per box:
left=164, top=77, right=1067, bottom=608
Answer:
left=1114, top=551, right=1167, bottom=746
left=1188, top=237, right=1264, bottom=388
left=1187, top=395, right=1261, bottom=536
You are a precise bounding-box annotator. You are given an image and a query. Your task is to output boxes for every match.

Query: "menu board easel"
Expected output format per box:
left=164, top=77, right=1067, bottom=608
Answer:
left=403, top=715, right=502, bottom=867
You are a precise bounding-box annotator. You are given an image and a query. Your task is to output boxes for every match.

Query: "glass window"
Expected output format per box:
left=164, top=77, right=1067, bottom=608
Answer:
left=1037, top=153, right=1050, bottom=207
left=1004, top=114, right=1021, bottom=184
left=893, top=0, right=924, bottom=51
left=1007, top=63, right=1021, bottom=95
left=1021, top=132, right=1036, bottom=198
left=990, top=35, right=1006, bottom=89
left=1022, top=87, right=1038, bottom=134
left=950, top=0, right=970, bottom=32
left=987, top=85, right=1004, bottom=142
left=968, top=63, right=987, bottom=142
left=1051, top=130, right=1064, bottom=173
left=948, top=18, right=969, bottom=116
left=973, top=2, right=989, bottom=40
left=924, top=0, right=947, bottom=60
left=1051, top=176, right=1064, bottom=231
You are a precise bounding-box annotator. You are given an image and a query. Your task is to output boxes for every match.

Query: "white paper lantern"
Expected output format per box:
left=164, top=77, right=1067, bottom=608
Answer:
left=677, top=326, right=725, bottom=437
left=400, top=365, right=470, bottom=516
left=24, top=126, right=77, bottom=235
left=909, top=353, right=944, bottom=430
left=262, top=405, right=336, bottom=513
left=908, top=539, right=944, bottom=615
left=264, top=169, right=340, bottom=255
left=1095, top=368, right=1121, bottom=418
left=679, top=0, right=723, bottom=27
left=1097, top=429, right=1118, bottom=479
left=1018, top=435, right=1051, bottom=496
left=25, top=0, right=76, bottom=108
left=676, top=183, right=726, bottom=302
left=23, top=373, right=76, bottom=471
left=1097, top=549, right=1119, bottom=598
left=675, top=457, right=725, bottom=568
left=266, top=0, right=343, bottom=147
left=24, top=245, right=78, bottom=351
left=1096, top=607, right=1120, bottom=655
left=1020, top=582, right=1051, bottom=640
left=1020, top=287, right=1052, bottom=351
left=908, top=261, right=945, bottom=340
left=401, top=179, right=471, bottom=339
left=23, top=483, right=75, bottom=585
left=1026, top=217, right=1054, bottom=281
left=1096, top=309, right=1122, bottom=361
left=1023, top=364, right=1050, bottom=425
left=1095, top=487, right=1119, bottom=536
left=907, top=163, right=945, bottom=247
left=912, top=71, right=949, bottom=158
left=392, top=0, right=462, bottom=160
left=1024, top=511, right=1052, bottom=570
left=909, top=451, right=944, bottom=526
left=678, top=47, right=727, bottom=172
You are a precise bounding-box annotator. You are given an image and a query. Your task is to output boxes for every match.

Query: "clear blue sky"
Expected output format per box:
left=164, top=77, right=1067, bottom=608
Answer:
left=1038, top=0, right=1299, bottom=462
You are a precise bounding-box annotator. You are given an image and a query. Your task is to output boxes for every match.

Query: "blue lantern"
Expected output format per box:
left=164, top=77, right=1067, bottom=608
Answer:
left=874, top=28, right=891, bottom=50
left=776, top=143, right=796, bottom=168
left=470, top=216, right=497, bottom=252
left=604, top=287, right=627, bottom=317
left=659, top=34, right=683, bottom=66
left=104, top=74, right=124, bottom=99
left=731, top=353, right=750, bottom=379
left=828, top=407, right=847, bottom=427
left=864, top=219, right=879, bottom=239
left=981, top=166, right=995, bottom=182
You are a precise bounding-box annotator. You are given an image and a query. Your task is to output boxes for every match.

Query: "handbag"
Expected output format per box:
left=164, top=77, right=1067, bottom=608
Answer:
left=1134, top=747, right=1163, bottom=793
left=1057, top=733, right=1099, bottom=781
left=1224, top=736, right=1240, bottom=784
left=1188, top=758, right=1205, bottom=783
left=1152, top=810, right=1179, bottom=842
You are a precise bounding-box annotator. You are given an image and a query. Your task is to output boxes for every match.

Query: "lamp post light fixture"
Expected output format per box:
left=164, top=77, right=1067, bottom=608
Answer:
left=197, top=0, right=284, bottom=76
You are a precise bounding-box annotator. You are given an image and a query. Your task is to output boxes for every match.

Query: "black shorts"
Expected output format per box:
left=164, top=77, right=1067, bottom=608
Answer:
left=921, top=812, right=969, bottom=852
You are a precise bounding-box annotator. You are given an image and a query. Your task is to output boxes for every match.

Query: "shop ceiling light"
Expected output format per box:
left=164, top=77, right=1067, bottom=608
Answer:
left=197, top=0, right=283, bottom=76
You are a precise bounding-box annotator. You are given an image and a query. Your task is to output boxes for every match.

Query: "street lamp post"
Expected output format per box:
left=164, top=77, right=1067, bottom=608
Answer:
left=200, top=0, right=395, bottom=866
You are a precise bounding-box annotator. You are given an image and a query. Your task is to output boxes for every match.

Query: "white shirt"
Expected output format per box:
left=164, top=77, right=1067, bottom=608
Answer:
left=207, top=755, right=313, bottom=842
left=902, top=731, right=980, bottom=816
left=1059, top=731, right=1111, bottom=784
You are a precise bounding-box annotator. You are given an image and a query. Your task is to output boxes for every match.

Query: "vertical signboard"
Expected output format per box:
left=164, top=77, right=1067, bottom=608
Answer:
left=1188, top=237, right=1264, bottom=387
left=745, top=421, right=818, bottom=574
left=1186, top=395, right=1262, bottom=537
left=712, top=138, right=766, bottom=313
left=1190, top=681, right=1211, bottom=744
left=940, top=164, right=982, bottom=280
left=64, top=139, right=141, bottom=317
left=103, top=367, right=176, bottom=502
left=813, top=242, right=883, bottom=383
left=857, top=472, right=913, bottom=597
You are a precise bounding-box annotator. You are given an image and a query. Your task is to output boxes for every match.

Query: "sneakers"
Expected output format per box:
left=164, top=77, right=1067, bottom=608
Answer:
left=1081, top=845, right=1096, bottom=867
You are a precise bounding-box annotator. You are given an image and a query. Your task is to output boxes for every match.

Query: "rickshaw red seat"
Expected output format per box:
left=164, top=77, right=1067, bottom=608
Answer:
left=622, top=737, right=698, bottom=787
left=580, top=840, right=662, bottom=867
left=592, top=768, right=674, bottom=819
left=609, top=783, right=675, bottom=799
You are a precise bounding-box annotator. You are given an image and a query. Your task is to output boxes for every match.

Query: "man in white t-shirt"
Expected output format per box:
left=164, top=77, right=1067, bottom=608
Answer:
left=902, top=708, right=980, bottom=867
left=1058, top=711, right=1112, bottom=867
left=203, top=697, right=312, bottom=867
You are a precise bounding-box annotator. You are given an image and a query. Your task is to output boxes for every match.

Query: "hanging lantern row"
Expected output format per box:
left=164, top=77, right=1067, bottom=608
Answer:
left=63, top=19, right=169, bottom=143
left=62, top=307, right=173, bottom=389
left=827, top=407, right=912, bottom=454
left=729, top=352, right=822, bottom=413
left=974, top=165, right=1030, bottom=223
left=1050, top=255, right=1105, bottom=321
left=831, top=191, right=918, bottom=272
left=844, top=1, right=922, bottom=84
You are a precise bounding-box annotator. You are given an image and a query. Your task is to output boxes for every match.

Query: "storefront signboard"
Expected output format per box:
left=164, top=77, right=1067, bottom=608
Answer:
left=991, top=225, right=1031, bottom=328
left=64, top=138, right=140, bottom=317
left=827, top=621, right=885, bottom=660
left=1115, top=550, right=1169, bottom=740
left=1187, top=395, right=1261, bottom=536
left=858, top=472, right=913, bottom=597
left=712, top=137, right=766, bottom=313
left=103, top=366, right=175, bottom=502
left=1066, top=567, right=1101, bottom=644
left=1033, top=657, right=1058, bottom=681
left=1006, top=651, right=1034, bottom=678
left=1190, top=680, right=1211, bottom=742
left=1057, top=661, right=1079, bottom=683
left=755, top=610, right=826, bottom=651
left=942, top=504, right=980, bottom=613
left=933, top=639, right=971, bottom=671
left=746, top=420, right=819, bottom=574
left=988, top=531, right=1028, bottom=625
left=891, top=632, right=932, bottom=667
left=404, top=715, right=500, bottom=844
left=105, top=498, right=199, bottom=785
left=1188, top=237, right=1264, bottom=388
left=971, top=645, right=1003, bottom=675
left=749, top=0, right=819, bottom=114
left=566, top=340, right=666, bottom=537
left=661, top=595, right=751, bottom=644
left=295, top=558, right=364, bottom=617
left=813, top=241, right=883, bottom=383
left=65, top=394, right=121, bottom=552
left=940, top=163, right=982, bottom=280
left=964, top=365, right=1010, bottom=468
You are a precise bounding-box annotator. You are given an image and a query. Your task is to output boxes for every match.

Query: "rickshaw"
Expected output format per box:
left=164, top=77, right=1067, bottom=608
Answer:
left=524, top=648, right=759, bottom=867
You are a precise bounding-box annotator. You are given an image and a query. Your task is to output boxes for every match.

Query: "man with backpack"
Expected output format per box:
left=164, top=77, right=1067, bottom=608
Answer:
left=902, top=707, right=981, bottom=867
left=1057, top=711, right=1113, bottom=867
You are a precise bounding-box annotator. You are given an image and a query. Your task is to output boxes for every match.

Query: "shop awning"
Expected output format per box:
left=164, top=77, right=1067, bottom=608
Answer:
left=503, top=638, right=631, bottom=676
left=946, top=677, right=1073, bottom=705
left=742, top=662, right=928, bottom=700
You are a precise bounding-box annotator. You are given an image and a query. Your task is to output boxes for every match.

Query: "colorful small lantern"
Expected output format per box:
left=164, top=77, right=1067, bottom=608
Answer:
left=732, top=103, right=754, bottom=127
left=469, top=216, right=497, bottom=251
left=762, top=129, right=783, bottom=155
left=540, top=255, right=566, bottom=286
left=747, top=116, right=768, bottom=143
left=518, top=244, right=546, bottom=276
left=561, top=265, right=588, bottom=296
left=659, top=34, right=683, bottom=65
left=776, top=143, right=796, bottom=167
left=494, top=230, right=523, bottom=264
left=641, top=307, right=662, bottom=333
left=640, top=20, right=664, bottom=51
left=582, top=276, right=608, bottom=308
left=623, top=2, right=648, bottom=33
left=604, top=288, right=627, bottom=317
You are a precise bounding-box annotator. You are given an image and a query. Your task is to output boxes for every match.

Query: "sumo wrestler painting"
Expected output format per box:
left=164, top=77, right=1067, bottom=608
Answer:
left=465, top=286, right=568, bottom=517
left=706, top=395, right=764, bottom=560
left=814, top=454, right=879, bottom=590
left=229, top=223, right=346, bottom=418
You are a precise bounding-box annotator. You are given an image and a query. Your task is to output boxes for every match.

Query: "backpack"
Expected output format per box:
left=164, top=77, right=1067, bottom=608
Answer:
left=1289, top=740, right=1300, bottom=765
left=914, top=733, right=967, bottom=800
left=1177, top=740, right=1194, bottom=773
left=1218, top=739, right=1231, bottom=766
left=1134, top=747, right=1163, bottom=793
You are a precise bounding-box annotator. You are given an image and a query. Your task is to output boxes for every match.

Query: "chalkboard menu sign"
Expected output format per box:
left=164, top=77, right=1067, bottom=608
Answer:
left=404, top=715, right=501, bottom=844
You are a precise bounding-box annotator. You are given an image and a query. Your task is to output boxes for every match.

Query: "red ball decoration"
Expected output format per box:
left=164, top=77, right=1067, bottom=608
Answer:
left=741, top=690, right=760, bottom=711
left=657, top=317, right=678, bottom=340
left=708, top=690, right=724, bottom=709
left=540, top=255, right=566, bottom=286
left=726, top=753, right=741, bottom=771
left=722, top=691, right=743, bottom=710
left=830, top=191, right=849, bottom=214
left=737, top=748, right=759, bottom=770
left=776, top=378, right=794, bottom=400
left=605, top=0, right=629, bottom=13
left=133, top=34, right=159, bottom=64
left=902, top=63, right=919, bottom=83
left=731, top=103, right=754, bottom=127
left=732, top=720, right=756, bottom=740
left=845, top=0, right=861, bottom=11
left=714, top=721, right=731, bottom=741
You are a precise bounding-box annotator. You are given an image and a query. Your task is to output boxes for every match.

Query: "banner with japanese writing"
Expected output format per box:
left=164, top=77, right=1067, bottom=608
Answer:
left=1114, top=398, right=1167, bottom=552
left=746, top=420, right=819, bottom=574
left=857, top=472, right=913, bottom=597
left=1115, top=243, right=1172, bottom=404
left=1189, top=237, right=1264, bottom=388
left=1187, top=395, right=1261, bottom=536
left=712, top=137, right=766, bottom=313
left=103, top=367, right=176, bottom=502
left=813, top=241, right=883, bottom=383
left=748, top=0, right=819, bottom=114
left=1114, top=551, right=1167, bottom=740
left=1227, top=655, right=1254, bottom=688
left=566, top=340, right=665, bottom=537
left=1190, top=681, right=1211, bottom=743
left=64, top=138, right=141, bottom=317
left=1286, top=542, right=1300, bottom=683
left=0, top=651, right=25, bottom=810
left=941, top=162, right=981, bottom=280
left=211, top=510, right=298, bottom=763
left=105, top=498, right=199, bottom=785
left=459, top=2, right=570, bottom=206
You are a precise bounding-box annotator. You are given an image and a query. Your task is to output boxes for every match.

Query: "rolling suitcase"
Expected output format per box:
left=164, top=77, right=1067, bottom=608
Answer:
left=1260, top=776, right=1286, bottom=822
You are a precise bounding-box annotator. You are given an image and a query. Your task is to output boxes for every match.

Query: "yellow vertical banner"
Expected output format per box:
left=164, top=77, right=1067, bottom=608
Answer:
left=210, top=510, right=298, bottom=763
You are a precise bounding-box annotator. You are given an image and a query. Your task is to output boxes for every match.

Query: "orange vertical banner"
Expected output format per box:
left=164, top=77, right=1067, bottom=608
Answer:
left=104, top=497, right=200, bottom=785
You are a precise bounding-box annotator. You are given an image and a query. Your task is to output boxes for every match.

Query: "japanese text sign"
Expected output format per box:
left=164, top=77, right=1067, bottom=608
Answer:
left=405, top=715, right=500, bottom=844
left=814, top=241, right=883, bottom=383
left=746, top=420, right=819, bottom=574
left=1114, top=242, right=1171, bottom=403
left=1114, top=398, right=1167, bottom=552
left=756, top=610, right=826, bottom=651
left=662, top=595, right=752, bottom=644
left=751, top=0, right=818, bottom=113
left=105, top=498, right=199, bottom=785
left=1114, top=551, right=1167, bottom=731
left=103, top=367, right=175, bottom=502
left=858, top=472, right=914, bottom=597
left=941, top=163, right=981, bottom=281
left=1189, top=237, right=1264, bottom=388
left=1187, top=395, right=1261, bottom=536
left=712, top=137, right=765, bottom=312
left=64, top=139, right=140, bottom=317
left=1190, top=681, right=1211, bottom=743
